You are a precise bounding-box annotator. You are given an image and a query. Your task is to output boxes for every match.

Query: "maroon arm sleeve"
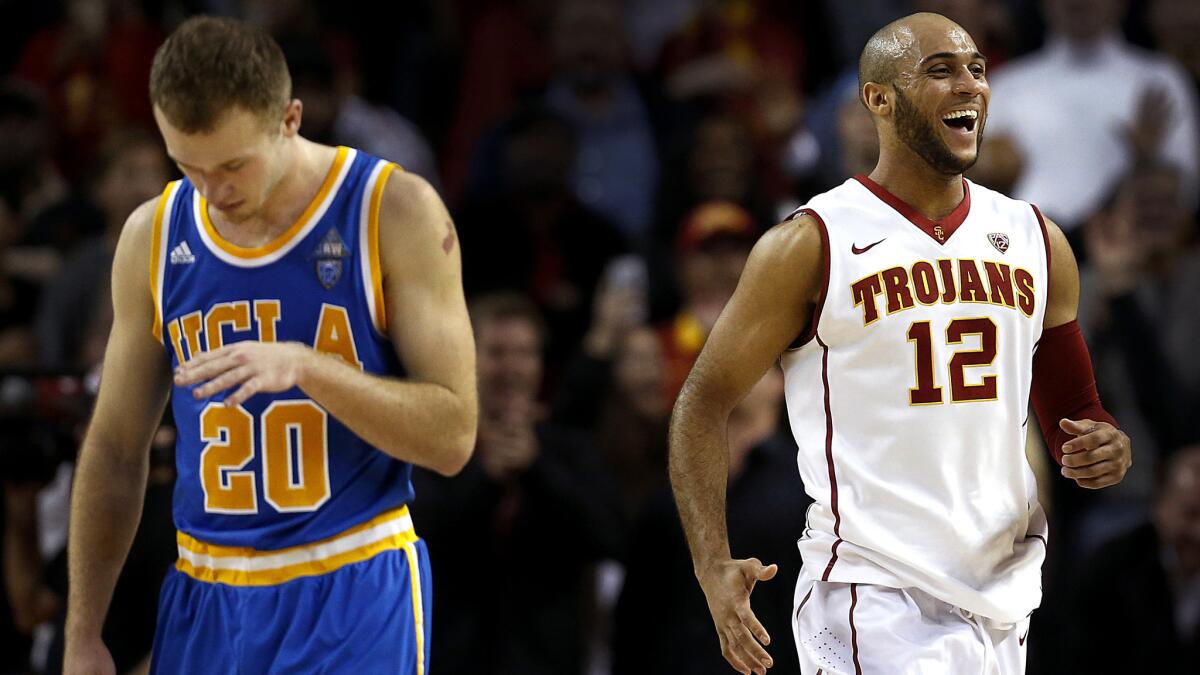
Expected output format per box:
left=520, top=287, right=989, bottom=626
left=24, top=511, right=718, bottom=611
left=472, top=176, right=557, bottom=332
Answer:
left=1030, top=320, right=1119, bottom=466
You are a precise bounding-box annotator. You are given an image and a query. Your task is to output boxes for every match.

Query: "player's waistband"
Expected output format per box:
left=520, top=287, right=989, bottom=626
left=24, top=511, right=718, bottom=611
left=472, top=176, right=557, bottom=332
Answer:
left=175, top=505, right=417, bottom=586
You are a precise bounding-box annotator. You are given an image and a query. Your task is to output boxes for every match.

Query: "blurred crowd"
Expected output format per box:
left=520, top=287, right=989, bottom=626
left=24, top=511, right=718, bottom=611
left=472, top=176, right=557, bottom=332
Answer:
left=1, top=0, right=1198, bottom=673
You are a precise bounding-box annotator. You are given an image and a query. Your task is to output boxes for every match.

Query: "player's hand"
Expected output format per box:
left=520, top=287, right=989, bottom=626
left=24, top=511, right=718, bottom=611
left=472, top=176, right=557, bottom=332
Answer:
left=63, top=634, right=116, bottom=675
left=175, top=341, right=310, bottom=407
left=1059, top=418, right=1132, bottom=489
left=698, top=557, right=777, bottom=675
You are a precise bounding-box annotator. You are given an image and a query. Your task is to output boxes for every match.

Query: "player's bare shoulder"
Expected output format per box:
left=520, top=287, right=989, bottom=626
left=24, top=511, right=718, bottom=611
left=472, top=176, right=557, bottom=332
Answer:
left=112, top=195, right=165, bottom=296
left=1038, top=211, right=1080, bottom=327
left=377, top=169, right=459, bottom=270
left=744, top=211, right=826, bottom=308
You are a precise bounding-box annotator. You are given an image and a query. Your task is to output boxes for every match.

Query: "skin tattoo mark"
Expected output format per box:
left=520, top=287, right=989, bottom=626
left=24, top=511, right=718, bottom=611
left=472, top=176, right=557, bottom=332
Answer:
left=442, top=220, right=457, bottom=254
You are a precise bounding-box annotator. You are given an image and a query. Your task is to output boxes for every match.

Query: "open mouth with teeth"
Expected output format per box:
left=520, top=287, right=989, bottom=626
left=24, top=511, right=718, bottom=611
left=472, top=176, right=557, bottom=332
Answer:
left=942, top=109, right=978, bottom=133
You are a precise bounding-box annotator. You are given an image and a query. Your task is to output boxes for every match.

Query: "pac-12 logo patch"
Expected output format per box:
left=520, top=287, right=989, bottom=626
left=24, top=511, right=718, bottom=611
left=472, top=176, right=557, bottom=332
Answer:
left=988, top=232, right=1010, bottom=254
left=311, top=229, right=350, bottom=289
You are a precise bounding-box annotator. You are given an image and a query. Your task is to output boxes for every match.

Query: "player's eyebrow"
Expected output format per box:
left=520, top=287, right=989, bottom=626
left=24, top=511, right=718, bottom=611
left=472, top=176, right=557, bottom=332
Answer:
left=170, top=155, right=245, bottom=172
left=919, top=51, right=986, bottom=66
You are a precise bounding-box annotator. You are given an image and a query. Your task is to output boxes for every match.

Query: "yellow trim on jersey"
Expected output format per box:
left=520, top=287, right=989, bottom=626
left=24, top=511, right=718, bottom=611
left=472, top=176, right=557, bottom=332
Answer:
left=175, top=505, right=415, bottom=586
left=367, top=162, right=398, bottom=333
left=403, top=542, right=426, bottom=675
left=149, top=182, right=176, bottom=343
left=197, top=146, right=350, bottom=260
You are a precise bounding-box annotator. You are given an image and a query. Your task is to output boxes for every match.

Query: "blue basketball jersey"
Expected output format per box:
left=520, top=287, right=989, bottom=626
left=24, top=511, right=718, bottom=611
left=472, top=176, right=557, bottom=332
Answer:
left=149, top=146, right=412, bottom=552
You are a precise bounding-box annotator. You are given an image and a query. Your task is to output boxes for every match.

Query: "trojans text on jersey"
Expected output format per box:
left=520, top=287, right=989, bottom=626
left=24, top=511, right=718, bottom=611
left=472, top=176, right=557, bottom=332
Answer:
left=850, top=257, right=1036, bottom=326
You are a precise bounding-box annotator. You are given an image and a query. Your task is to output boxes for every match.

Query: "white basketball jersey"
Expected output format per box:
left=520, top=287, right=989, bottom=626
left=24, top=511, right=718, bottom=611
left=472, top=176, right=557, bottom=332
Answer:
left=781, top=175, right=1050, bottom=624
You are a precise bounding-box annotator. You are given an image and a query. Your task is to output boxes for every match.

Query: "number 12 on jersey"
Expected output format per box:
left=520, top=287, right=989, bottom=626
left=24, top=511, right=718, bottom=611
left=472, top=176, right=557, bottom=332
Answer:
left=907, top=317, right=998, bottom=405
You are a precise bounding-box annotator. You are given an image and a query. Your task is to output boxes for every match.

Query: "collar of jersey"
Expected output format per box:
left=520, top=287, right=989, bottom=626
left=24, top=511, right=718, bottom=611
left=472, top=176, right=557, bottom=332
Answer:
left=194, top=146, right=355, bottom=267
left=853, top=173, right=971, bottom=246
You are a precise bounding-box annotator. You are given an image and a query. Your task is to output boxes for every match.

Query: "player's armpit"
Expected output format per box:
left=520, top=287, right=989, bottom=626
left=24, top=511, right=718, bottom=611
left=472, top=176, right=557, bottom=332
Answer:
left=1039, top=213, right=1079, bottom=330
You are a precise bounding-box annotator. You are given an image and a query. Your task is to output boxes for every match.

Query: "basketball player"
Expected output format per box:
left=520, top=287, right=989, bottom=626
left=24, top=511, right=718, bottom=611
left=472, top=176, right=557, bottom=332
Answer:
left=669, top=13, right=1131, bottom=675
left=63, top=16, right=476, bottom=675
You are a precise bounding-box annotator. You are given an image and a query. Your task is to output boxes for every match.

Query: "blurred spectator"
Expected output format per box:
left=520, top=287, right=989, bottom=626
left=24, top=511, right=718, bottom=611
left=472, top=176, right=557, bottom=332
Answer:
left=986, top=0, right=1200, bottom=231
left=651, top=111, right=772, bottom=316
left=555, top=256, right=671, bottom=520
left=817, top=0, right=908, bottom=69
left=1059, top=444, right=1200, bottom=673
left=0, top=199, right=38, bottom=368
left=457, top=105, right=627, bottom=376
left=0, top=370, right=96, bottom=673
left=554, top=255, right=651, bottom=429
left=625, top=0, right=699, bottom=71
left=912, top=0, right=1016, bottom=68
left=411, top=293, right=623, bottom=675
left=659, top=0, right=804, bottom=104
left=35, top=129, right=171, bottom=369
left=1045, top=160, right=1200, bottom=613
left=1077, top=162, right=1199, bottom=490
left=12, top=0, right=163, bottom=172
left=442, top=0, right=555, bottom=203
left=283, top=38, right=442, bottom=188
left=657, top=0, right=805, bottom=199
left=40, top=422, right=178, bottom=675
left=612, top=367, right=809, bottom=674
left=1, top=416, right=63, bottom=674
left=782, top=80, right=879, bottom=198
left=595, top=326, right=670, bottom=517
left=0, top=82, right=67, bottom=236
left=654, top=109, right=772, bottom=247
left=659, top=201, right=759, bottom=399
left=1148, top=0, right=1200, bottom=90
left=833, top=86, right=879, bottom=179
left=544, top=0, right=662, bottom=246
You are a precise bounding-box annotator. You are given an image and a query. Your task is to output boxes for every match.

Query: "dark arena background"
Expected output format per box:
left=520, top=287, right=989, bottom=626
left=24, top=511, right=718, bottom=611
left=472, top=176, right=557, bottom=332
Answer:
left=1, top=0, right=1197, bottom=673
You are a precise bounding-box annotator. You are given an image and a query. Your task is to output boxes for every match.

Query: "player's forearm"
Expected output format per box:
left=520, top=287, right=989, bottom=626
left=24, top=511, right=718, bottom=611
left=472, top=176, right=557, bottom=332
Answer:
left=65, top=441, right=148, bottom=639
left=295, top=348, right=477, bottom=475
left=668, top=383, right=733, bottom=578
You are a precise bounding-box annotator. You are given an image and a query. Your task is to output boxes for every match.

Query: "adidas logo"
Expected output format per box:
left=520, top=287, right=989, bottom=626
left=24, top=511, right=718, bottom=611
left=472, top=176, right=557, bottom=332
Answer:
left=169, top=241, right=195, bottom=265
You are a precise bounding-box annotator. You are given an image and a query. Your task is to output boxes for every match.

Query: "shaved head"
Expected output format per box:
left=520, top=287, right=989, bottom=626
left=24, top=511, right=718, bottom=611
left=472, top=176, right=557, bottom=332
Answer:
left=856, top=12, right=988, bottom=177
left=858, top=12, right=974, bottom=105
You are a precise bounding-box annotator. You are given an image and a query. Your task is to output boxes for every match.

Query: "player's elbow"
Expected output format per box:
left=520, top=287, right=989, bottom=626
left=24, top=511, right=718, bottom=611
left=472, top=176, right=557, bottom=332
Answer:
left=431, top=433, right=475, bottom=476
left=428, top=406, right=477, bottom=477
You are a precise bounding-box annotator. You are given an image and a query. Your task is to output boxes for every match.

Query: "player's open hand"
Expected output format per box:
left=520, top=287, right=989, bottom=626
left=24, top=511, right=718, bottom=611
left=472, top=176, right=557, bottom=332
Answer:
left=1059, top=418, right=1131, bottom=489
left=175, top=341, right=310, bottom=407
left=698, top=557, right=777, bottom=675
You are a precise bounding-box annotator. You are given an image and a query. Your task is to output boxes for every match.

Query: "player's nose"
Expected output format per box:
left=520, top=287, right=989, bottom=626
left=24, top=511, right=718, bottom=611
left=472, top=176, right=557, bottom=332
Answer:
left=952, top=68, right=986, bottom=97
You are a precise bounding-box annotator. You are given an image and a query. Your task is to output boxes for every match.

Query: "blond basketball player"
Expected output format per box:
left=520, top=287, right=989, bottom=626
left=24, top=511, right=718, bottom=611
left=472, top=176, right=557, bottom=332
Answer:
left=669, top=13, right=1131, bottom=675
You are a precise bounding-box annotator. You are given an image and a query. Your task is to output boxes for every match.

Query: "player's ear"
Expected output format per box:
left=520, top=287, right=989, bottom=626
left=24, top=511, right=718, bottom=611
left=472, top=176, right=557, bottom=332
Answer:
left=862, top=82, right=891, bottom=117
left=280, top=99, right=303, bottom=137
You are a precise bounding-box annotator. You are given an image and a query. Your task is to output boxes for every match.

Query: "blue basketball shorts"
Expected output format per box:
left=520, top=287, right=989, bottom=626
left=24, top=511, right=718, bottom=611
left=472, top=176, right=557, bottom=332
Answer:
left=149, top=507, right=432, bottom=674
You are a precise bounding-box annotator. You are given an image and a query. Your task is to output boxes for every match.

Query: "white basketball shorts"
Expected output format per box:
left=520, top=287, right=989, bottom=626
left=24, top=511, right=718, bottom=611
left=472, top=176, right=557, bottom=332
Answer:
left=790, top=579, right=1031, bottom=675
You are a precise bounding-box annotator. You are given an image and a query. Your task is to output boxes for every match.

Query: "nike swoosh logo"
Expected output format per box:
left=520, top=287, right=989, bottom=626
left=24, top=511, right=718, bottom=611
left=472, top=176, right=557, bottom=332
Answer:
left=851, top=238, right=886, bottom=254
left=1019, top=630, right=1029, bottom=646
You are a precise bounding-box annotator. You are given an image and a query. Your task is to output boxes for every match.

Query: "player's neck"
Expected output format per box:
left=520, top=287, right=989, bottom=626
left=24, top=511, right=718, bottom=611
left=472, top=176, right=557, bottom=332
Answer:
left=867, top=154, right=964, bottom=222
left=220, top=139, right=336, bottom=242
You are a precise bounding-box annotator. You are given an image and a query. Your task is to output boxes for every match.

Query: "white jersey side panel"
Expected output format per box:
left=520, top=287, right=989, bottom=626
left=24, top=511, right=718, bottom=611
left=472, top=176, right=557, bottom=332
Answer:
left=782, top=177, right=1050, bottom=623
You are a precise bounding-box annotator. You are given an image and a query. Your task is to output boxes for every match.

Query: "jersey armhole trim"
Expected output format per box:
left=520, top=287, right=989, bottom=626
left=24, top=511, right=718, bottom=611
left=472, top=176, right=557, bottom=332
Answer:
left=787, top=208, right=831, bottom=350
left=1031, top=203, right=1051, bottom=335
left=150, top=181, right=181, bottom=343
left=360, top=161, right=399, bottom=336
